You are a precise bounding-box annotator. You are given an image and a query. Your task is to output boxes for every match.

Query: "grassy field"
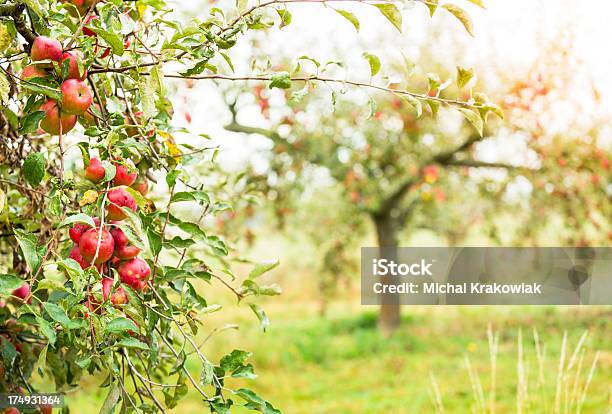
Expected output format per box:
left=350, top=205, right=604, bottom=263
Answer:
left=60, top=231, right=611, bottom=413
left=66, top=300, right=611, bottom=413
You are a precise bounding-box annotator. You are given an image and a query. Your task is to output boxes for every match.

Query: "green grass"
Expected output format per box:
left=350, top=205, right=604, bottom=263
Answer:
left=161, top=304, right=610, bottom=414
left=46, top=297, right=611, bottom=413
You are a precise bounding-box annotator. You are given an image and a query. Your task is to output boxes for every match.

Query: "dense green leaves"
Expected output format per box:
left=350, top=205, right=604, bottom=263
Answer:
left=43, top=302, right=82, bottom=329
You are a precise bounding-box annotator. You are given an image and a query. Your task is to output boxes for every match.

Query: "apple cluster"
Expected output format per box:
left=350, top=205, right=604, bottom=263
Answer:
left=21, top=35, right=94, bottom=135
left=67, top=157, right=151, bottom=314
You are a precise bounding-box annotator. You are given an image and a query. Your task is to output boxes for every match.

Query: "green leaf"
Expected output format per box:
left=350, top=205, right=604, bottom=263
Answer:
left=362, top=52, right=381, bottom=77
left=36, top=279, right=66, bottom=292
left=220, top=349, right=252, bottom=372
left=75, top=355, right=91, bottom=369
left=219, top=52, right=235, bottom=73
left=140, top=75, right=157, bottom=119
left=19, top=110, right=45, bottom=135
left=104, top=317, right=138, bottom=335
left=102, top=161, right=116, bottom=182
left=458, top=107, right=484, bottom=136
left=456, top=66, right=474, bottom=89
left=466, top=0, right=486, bottom=8
left=37, top=344, right=48, bottom=369
left=234, top=388, right=265, bottom=405
left=21, top=78, right=62, bottom=100
left=0, top=337, right=17, bottom=366
left=249, top=260, right=280, bottom=279
left=2, top=106, right=19, bottom=130
left=335, top=9, right=360, bottom=31
left=0, top=274, right=25, bottom=295
left=249, top=303, right=270, bottom=331
left=170, top=191, right=210, bottom=204
left=232, top=363, right=257, bottom=379
left=425, top=0, right=438, bottom=16
left=0, top=24, right=14, bottom=53
left=443, top=4, right=474, bottom=36
left=14, top=229, right=42, bottom=274
left=57, top=258, right=84, bottom=282
left=269, top=72, right=291, bottom=89
left=91, top=27, right=124, bottom=55
left=0, top=72, right=9, bottom=103
left=23, top=0, right=47, bottom=18
left=43, top=302, right=80, bottom=329
left=166, top=169, right=180, bottom=187
left=36, top=316, right=56, bottom=345
left=116, top=337, right=149, bottom=350
left=23, top=152, right=46, bottom=186
left=200, top=360, right=214, bottom=385
left=99, top=383, right=121, bottom=414
left=59, top=213, right=96, bottom=228
left=401, top=94, right=422, bottom=118
left=275, top=9, right=292, bottom=28
left=427, top=98, right=440, bottom=118
left=374, top=3, right=402, bottom=32
left=206, top=235, right=228, bottom=256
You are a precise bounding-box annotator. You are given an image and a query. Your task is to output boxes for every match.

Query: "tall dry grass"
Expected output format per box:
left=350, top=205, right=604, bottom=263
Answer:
left=430, top=325, right=604, bottom=414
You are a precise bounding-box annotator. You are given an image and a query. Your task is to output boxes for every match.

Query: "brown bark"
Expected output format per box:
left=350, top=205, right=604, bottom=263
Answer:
left=374, top=213, right=401, bottom=334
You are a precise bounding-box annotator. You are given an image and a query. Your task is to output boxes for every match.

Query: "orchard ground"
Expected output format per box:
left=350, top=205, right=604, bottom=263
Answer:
left=47, top=232, right=610, bottom=413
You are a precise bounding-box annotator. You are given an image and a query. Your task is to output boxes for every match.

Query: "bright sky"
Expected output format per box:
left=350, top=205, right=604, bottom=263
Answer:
left=168, top=0, right=612, bottom=169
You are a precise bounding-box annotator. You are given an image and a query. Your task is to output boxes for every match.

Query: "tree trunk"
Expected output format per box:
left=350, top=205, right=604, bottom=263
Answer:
left=373, top=213, right=401, bottom=334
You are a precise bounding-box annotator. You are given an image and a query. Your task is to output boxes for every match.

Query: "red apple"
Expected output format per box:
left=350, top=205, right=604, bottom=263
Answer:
left=60, top=79, right=92, bottom=115
left=106, top=188, right=137, bottom=221
left=110, top=227, right=141, bottom=259
left=30, top=36, right=62, bottom=62
left=69, top=245, right=88, bottom=268
left=118, top=258, right=150, bottom=291
left=40, top=405, right=53, bottom=414
left=60, top=50, right=87, bottom=80
left=11, top=284, right=31, bottom=304
left=116, top=244, right=140, bottom=260
left=3, top=406, right=20, bottom=414
left=109, top=256, right=121, bottom=268
left=83, top=15, right=98, bottom=36
left=21, top=64, right=47, bottom=80
left=39, top=99, right=77, bottom=135
left=110, top=226, right=129, bottom=246
left=78, top=227, right=114, bottom=264
left=69, top=217, right=100, bottom=243
left=85, top=157, right=105, bottom=183
left=101, top=278, right=128, bottom=305
left=113, top=162, right=138, bottom=186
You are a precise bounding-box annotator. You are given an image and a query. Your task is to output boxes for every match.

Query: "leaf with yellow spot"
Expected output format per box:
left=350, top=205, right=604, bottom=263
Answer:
left=79, top=190, right=99, bottom=206
left=158, top=130, right=182, bottom=159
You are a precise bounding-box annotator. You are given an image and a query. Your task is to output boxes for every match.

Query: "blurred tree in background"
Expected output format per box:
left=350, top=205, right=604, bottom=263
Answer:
left=223, top=29, right=610, bottom=332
